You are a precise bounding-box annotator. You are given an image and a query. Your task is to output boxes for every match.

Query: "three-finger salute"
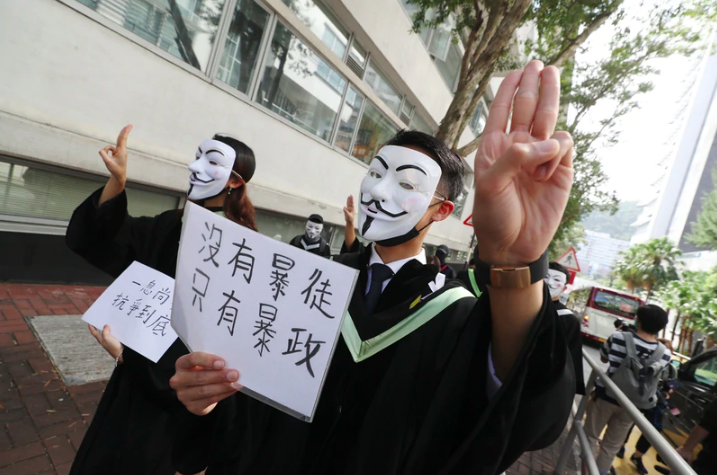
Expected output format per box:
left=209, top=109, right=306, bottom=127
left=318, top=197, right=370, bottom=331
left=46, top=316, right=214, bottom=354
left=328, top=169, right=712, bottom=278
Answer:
left=170, top=352, right=241, bottom=416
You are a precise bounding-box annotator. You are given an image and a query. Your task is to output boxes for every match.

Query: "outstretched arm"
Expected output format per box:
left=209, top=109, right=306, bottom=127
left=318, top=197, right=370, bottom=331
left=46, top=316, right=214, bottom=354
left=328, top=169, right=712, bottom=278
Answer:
left=472, top=61, right=574, bottom=379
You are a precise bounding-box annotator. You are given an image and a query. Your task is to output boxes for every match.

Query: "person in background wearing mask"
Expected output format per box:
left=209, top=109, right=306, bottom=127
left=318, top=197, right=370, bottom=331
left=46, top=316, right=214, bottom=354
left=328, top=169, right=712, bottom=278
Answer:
left=545, top=262, right=585, bottom=395
left=435, top=244, right=456, bottom=279
left=290, top=213, right=331, bottom=257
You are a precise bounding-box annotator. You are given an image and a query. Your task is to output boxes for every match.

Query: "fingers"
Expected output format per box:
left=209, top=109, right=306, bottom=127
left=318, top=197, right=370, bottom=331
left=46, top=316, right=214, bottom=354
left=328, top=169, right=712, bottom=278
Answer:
left=102, top=325, right=112, bottom=342
left=99, top=146, right=116, bottom=163
left=176, top=383, right=239, bottom=407
left=171, top=368, right=240, bottom=390
left=477, top=139, right=560, bottom=194
left=88, top=324, right=102, bottom=343
left=531, top=66, right=561, bottom=140
left=484, top=70, right=523, bottom=134
left=347, top=195, right=354, bottom=210
left=116, top=124, right=133, bottom=149
left=176, top=352, right=225, bottom=371
left=533, top=132, right=573, bottom=182
left=510, top=60, right=544, bottom=134
left=183, top=388, right=236, bottom=416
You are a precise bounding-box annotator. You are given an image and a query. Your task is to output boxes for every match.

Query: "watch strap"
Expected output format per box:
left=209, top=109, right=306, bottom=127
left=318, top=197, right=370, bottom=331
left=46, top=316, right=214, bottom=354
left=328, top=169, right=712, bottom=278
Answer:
left=475, top=250, right=549, bottom=289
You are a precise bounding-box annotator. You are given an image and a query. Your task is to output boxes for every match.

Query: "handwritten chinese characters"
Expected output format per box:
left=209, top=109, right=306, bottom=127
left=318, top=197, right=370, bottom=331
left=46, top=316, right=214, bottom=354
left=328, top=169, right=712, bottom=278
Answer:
left=172, top=203, right=358, bottom=421
left=82, top=262, right=178, bottom=363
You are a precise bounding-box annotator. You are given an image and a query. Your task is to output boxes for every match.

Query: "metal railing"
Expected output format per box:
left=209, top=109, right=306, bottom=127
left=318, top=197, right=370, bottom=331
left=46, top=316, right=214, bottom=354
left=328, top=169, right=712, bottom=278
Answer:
left=554, top=349, right=696, bottom=475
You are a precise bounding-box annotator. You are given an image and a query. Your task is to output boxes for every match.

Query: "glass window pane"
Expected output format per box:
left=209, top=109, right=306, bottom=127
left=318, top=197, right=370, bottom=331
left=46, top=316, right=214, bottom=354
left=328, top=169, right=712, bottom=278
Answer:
left=364, top=62, right=402, bottom=115
left=348, top=40, right=367, bottom=68
left=281, top=0, right=349, bottom=59
left=351, top=102, right=398, bottom=164
left=410, top=113, right=434, bottom=134
left=427, top=15, right=454, bottom=61
left=216, top=0, right=270, bottom=94
left=0, top=158, right=178, bottom=221
left=451, top=188, right=468, bottom=218
left=435, top=44, right=461, bottom=91
left=469, top=101, right=487, bottom=136
left=256, top=22, right=347, bottom=142
left=335, top=87, right=364, bottom=152
left=75, top=0, right=225, bottom=71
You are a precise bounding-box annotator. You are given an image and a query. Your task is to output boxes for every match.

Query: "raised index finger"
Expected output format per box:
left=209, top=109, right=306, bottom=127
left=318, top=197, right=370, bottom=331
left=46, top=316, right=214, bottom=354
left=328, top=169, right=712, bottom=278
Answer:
left=177, top=352, right=226, bottom=371
left=116, top=124, right=133, bottom=149
left=483, top=70, right=523, bottom=135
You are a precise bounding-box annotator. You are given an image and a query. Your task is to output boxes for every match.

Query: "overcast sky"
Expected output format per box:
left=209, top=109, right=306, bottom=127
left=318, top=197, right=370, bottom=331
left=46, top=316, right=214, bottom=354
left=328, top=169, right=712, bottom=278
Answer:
left=574, top=2, right=709, bottom=204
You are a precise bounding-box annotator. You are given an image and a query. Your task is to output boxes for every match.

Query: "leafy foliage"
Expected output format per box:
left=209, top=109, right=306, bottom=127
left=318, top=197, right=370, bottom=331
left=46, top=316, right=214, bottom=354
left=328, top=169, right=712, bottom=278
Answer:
left=687, top=171, right=717, bottom=250
left=614, top=238, right=682, bottom=296
left=659, top=269, right=717, bottom=340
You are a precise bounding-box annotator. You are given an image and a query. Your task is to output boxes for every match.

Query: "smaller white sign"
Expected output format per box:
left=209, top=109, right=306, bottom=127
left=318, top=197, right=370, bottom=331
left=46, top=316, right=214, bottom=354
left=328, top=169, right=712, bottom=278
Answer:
left=82, top=262, right=178, bottom=363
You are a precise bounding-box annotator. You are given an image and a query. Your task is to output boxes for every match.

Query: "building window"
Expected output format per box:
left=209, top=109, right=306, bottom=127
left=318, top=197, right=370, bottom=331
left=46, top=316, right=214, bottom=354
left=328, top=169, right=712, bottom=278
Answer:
left=451, top=188, right=468, bottom=218
left=335, top=87, right=365, bottom=152
left=347, top=40, right=368, bottom=78
left=351, top=102, right=399, bottom=164
left=410, top=113, right=434, bottom=134
left=364, top=62, right=402, bottom=115
left=435, top=44, right=461, bottom=92
left=256, top=22, right=347, bottom=142
left=216, top=0, right=270, bottom=95
left=399, top=100, right=414, bottom=125
left=0, top=157, right=179, bottom=223
left=75, top=0, right=224, bottom=72
left=468, top=101, right=488, bottom=136
left=281, top=0, right=349, bottom=60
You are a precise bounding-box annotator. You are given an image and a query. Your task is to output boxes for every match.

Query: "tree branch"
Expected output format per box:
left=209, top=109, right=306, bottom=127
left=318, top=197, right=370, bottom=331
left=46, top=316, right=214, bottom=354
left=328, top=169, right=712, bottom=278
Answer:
left=547, top=1, right=625, bottom=67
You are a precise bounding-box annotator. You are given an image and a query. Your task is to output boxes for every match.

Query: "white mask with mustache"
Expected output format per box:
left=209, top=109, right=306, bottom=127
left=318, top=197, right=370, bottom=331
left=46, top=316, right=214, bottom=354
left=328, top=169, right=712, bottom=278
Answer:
left=358, top=145, right=442, bottom=245
left=544, top=269, right=567, bottom=300
left=187, top=139, right=237, bottom=201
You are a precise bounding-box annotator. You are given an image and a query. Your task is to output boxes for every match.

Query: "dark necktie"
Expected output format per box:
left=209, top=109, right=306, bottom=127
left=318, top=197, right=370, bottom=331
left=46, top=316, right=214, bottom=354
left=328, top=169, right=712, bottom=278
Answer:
left=365, top=263, right=394, bottom=315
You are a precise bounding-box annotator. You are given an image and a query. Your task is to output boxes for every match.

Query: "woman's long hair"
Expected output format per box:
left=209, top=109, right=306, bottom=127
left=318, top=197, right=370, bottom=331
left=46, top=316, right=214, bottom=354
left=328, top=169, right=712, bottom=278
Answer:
left=213, top=134, right=258, bottom=232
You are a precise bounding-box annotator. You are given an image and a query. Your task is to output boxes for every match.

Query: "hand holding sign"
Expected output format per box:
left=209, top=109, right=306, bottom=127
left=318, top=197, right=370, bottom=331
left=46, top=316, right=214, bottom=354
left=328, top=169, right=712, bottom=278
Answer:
left=171, top=203, right=358, bottom=421
left=171, top=352, right=241, bottom=415
left=88, top=324, right=124, bottom=363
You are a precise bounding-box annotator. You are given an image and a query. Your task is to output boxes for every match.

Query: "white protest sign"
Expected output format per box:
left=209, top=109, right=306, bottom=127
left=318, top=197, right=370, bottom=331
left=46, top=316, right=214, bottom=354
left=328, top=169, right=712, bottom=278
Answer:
left=82, top=262, right=178, bottom=363
left=171, top=203, right=358, bottom=422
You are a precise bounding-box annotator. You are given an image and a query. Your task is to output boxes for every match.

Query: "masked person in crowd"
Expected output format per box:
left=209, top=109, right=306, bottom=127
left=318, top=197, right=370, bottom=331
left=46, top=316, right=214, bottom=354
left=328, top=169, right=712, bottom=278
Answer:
left=290, top=214, right=331, bottom=257
left=545, top=262, right=585, bottom=395
left=434, top=244, right=456, bottom=279
left=170, top=61, right=576, bottom=475
left=65, top=125, right=258, bottom=475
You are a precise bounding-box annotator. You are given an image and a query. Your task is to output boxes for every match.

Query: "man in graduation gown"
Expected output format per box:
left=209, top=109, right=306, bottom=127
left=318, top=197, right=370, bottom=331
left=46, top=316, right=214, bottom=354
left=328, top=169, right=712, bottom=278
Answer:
left=290, top=214, right=332, bottom=257
left=169, top=60, right=577, bottom=475
left=546, top=262, right=586, bottom=395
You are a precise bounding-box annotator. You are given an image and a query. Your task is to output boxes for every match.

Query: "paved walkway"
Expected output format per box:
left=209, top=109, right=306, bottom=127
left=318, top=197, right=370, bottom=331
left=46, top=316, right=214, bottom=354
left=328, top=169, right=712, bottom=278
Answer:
left=0, top=282, right=580, bottom=475
left=0, top=283, right=104, bottom=475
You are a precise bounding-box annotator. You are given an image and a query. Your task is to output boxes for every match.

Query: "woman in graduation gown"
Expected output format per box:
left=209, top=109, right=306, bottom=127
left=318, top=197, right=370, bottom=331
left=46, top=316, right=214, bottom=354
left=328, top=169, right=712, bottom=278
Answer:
left=65, top=125, right=258, bottom=475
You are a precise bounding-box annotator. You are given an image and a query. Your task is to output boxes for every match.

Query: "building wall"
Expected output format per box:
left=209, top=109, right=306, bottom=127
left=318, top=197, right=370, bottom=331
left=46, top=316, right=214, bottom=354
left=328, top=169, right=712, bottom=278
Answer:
left=632, top=38, right=717, bottom=246
left=577, top=230, right=630, bottom=278
left=0, top=0, right=479, bottom=283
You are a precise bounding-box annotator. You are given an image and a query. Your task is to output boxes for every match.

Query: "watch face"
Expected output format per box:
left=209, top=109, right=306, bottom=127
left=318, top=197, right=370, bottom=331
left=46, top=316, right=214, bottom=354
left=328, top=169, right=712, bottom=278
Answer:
left=490, top=266, right=532, bottom=289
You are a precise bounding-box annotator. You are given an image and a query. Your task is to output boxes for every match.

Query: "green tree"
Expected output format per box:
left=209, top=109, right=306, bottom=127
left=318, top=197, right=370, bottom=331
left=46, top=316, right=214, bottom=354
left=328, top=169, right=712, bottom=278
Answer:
left=615, top=238, right=682, bottom=300
left=660, top=269, right=717, bottom=350
left=581, top=201, right=641, bottom=241
left=687, top=171, right=717, bottom=249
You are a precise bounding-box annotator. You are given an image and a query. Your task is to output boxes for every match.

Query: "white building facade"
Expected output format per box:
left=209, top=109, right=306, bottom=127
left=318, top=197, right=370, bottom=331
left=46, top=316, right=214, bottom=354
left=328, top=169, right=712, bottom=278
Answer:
left=0, top=0, right=493, bottom=283
left=631, top=36, right=717, bottom=270
left=576, top=230, right=630, bottom=279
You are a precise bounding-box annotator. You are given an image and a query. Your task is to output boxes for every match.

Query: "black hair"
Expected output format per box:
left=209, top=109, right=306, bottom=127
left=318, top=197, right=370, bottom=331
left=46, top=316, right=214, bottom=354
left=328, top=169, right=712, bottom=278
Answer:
left=385, top=130, right=465, bottom=202
left=212, top=134, right=257, bottom=231
left=213, top=134, right=256, bottom=183
left=548, top=262, right=570, bottom=282
left=636, top=304, right=668, bottom=335
left=308, top=214, right=324, bottom=224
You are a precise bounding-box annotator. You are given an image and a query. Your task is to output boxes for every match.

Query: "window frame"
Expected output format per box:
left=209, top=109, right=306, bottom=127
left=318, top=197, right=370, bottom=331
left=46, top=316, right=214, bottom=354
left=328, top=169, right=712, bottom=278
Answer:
left=0, top=153, right=183, bottom=235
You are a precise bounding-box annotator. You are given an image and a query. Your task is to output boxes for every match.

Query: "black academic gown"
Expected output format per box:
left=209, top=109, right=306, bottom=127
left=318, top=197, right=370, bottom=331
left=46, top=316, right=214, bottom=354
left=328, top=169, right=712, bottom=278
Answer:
left=173, top=244, right=575, bottom=475
left=65, top=188, right=189, bottom=475
left=554, top=301, right=586, bottom=395
left=289, top=234, right=331, bottom=257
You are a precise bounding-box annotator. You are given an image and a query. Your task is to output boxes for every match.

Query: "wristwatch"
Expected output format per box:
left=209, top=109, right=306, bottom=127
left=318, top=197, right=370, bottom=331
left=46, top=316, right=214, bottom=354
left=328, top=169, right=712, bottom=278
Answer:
left=474, top=250, right=549, bottom=289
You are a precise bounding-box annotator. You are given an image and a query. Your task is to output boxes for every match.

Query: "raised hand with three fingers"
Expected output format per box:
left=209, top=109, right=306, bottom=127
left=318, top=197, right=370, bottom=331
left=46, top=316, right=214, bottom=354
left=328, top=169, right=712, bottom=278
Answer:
left=472, top=60, right=573, bottom=267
